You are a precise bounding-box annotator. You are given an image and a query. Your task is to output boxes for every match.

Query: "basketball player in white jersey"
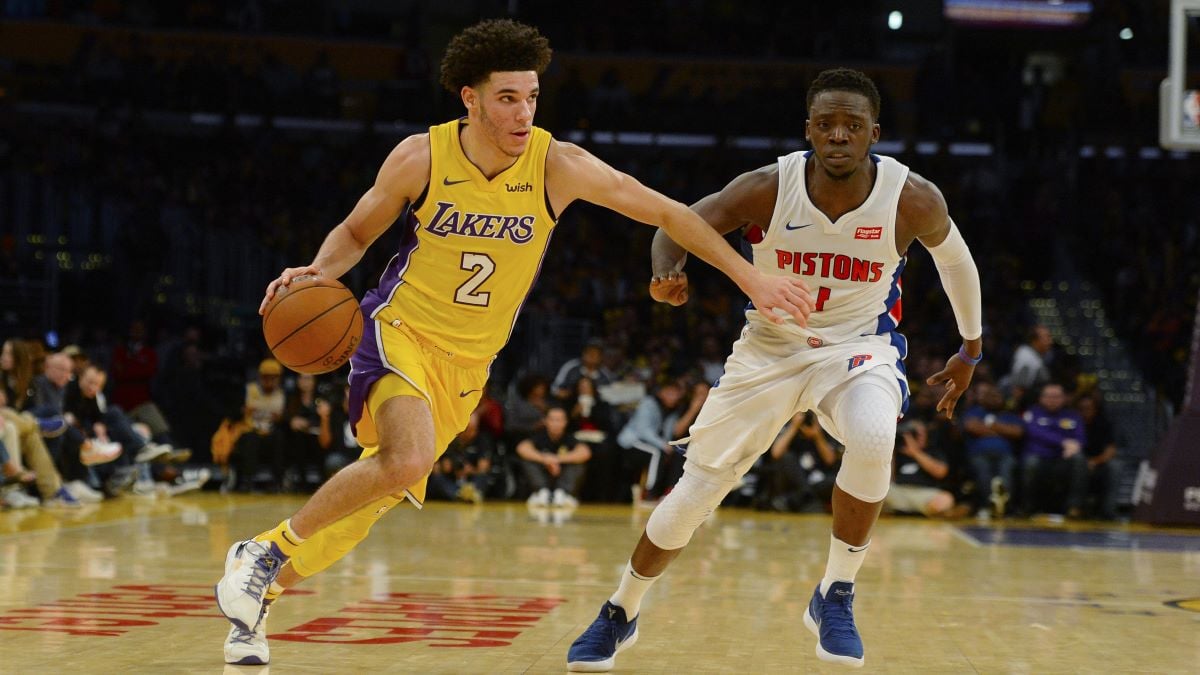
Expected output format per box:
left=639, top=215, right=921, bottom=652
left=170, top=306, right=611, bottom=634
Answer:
left=567, top=68, right=982, bottom=671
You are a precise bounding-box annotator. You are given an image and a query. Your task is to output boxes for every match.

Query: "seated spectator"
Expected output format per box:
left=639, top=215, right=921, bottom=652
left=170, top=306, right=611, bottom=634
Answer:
left=28, top=352, right=105, bottom=503
left=64, top=364, right=175, bottom=496
left=565, top=376, right=622, bottom=502
left=1003, top=325, right=1053, bottom=404
left=0, top=381, right=79, bottom=508
left=756, top=410, right=840, bottom=513
left=1077, top=394, right=1118, bottom=520
left=1, top=338, right=41, bottom=408
left=429, top=409, right=496, bottom=504
left=961, top=382, right=1023, bottom=519
left=1020, top=383, right=1087, bottom=518
left=227, top=358, right=286, bottom=491
left=109, top=319, right=157, bottom=413
left=885, top=419, right=964, bottom=518
left=517, top=406, right=592, bottom=508
left=316, top=383, right=356, bottom=478
left=551, top=338, right=614, bottom=400
left=282, top=372, right=324, bottom=491
left=616, top=381, right=684, bottom=502
left=504, top=373, right=549, bottom=449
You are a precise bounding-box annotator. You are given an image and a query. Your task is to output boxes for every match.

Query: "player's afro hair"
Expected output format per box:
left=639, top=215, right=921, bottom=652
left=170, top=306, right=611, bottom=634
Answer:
left=439, top=19, right=552, bottom=93
left=806, top=68, right=881, bottom=121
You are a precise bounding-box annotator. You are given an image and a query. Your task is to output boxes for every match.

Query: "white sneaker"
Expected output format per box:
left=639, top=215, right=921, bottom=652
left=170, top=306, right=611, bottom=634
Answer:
left=131, top=480, right=159, bottom=497
left=526, top=487, right=551, bottom=507
left=163, top=466, right=212, bottom=497
left=215, top=540, right=285, bottom=631
left=165, top=468, right=212, bottom=497
left=135, top=442, right=172, bottom=463
left=3, top=488, right=40, bottom=509
left=552, top=488, right=579, bottom=509
left=224, top=602, right=271, bottom=665
left=65, top=480, right=104, bottom=503
left=81, top=440, right=122, bottom=466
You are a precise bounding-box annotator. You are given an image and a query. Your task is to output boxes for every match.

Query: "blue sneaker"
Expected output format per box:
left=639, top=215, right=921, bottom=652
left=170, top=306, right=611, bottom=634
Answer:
left=803, top=581, right=864, bottom=668
left=567, top=600, right=639, bottom=672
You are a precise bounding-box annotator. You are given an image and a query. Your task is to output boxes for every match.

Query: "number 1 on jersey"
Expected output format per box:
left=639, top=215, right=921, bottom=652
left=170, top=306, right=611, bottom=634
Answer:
left=814, top=286, right=831, bottom=312
left=455, top=252, right=495, bottom=306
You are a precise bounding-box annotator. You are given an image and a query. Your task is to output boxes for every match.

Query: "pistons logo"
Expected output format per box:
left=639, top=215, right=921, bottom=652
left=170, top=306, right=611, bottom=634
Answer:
left=847, top=354, right=872, bottom=371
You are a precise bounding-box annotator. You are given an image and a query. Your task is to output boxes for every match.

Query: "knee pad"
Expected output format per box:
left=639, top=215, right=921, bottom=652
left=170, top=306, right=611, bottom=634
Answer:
left=645, top=467, right=737, bottom=550
left=832, top=378, right=899, bottom=503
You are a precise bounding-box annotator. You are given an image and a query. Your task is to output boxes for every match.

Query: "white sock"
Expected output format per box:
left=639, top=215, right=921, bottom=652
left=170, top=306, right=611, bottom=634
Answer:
left=820, top=534, right=869, bottom=595
left=608, top=561, right=659, bottom=618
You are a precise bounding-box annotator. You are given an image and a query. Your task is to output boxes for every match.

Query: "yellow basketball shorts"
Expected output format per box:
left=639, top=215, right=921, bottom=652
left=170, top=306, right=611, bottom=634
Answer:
left=349, top=313, right=492, bottom=507
left=289, top=315, right=491, bottom=579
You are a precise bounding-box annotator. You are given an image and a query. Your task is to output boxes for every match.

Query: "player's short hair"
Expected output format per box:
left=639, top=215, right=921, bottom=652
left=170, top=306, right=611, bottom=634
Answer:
left=439, top=19, right=552, bottom=93
left=806, top=68, right=881, bottom=121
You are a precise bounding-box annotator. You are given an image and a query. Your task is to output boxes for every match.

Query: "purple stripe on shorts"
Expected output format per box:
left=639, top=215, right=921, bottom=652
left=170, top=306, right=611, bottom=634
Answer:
left=347, top=308, right=388, bottom=439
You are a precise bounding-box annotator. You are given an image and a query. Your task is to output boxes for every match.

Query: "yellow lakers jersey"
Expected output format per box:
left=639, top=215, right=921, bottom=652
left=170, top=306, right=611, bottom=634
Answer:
left=361, top=118, right=556, bottom=361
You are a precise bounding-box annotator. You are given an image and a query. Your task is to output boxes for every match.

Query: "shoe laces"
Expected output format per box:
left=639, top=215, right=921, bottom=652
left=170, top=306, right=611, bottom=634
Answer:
left=575, top=605, right=627, bottom=650
left=229, top=624, right=259, bottom=646
left=820, top=592, right=859, bottom=642
left=240, top=541, right=282, bottom=600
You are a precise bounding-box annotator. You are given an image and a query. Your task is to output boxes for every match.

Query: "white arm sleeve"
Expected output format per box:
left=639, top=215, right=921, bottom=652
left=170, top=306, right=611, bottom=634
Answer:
left=926, top=220, right=983, bottom=341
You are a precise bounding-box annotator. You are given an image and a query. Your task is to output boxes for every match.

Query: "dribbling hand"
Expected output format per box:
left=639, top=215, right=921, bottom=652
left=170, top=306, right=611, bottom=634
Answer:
left=743, top=271, right=813, bottom=327
left=259, top=265, right=322, bottom=315
left=925, top=352, right=977, bottom=419
left=650, top=271, right=689, bottom=306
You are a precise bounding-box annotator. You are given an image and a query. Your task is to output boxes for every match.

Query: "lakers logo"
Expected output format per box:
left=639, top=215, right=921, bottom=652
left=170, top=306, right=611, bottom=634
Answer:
left=1164, top=598, right=1200, bottom=613
left=424, top=201, right=536, bottom=243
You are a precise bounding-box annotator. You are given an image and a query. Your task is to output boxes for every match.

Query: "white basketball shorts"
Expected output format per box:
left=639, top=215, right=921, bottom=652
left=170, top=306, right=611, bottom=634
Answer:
left=678, top=321, right=909, bottom=480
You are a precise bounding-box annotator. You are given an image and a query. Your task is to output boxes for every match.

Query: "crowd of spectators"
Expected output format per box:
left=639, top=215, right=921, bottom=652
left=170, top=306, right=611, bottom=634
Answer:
left=0, top=4, right=1195, bottom=517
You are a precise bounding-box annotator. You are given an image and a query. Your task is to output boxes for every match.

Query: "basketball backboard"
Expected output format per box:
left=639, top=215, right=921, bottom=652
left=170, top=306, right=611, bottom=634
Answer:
left=1160, top=0, right=1200, bottom=150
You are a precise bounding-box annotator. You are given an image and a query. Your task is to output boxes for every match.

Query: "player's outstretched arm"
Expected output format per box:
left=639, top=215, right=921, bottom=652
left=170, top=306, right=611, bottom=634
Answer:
left=547, top=141, right=812, bottom=325
left=258, top=134, right=431, bottom=314
left=648, top=166, right=781, bottom=306
left=904, top=173, right=983, bottom=418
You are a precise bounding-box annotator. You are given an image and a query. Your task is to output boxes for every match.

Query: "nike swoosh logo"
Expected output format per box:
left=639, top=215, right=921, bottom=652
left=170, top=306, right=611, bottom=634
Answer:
left=459, top=389, right=481, bottom=398
left=847, top=545, right=869, bottom=553
left=443, top=177, right=471, bottom=186
left=785, top=222, right=814, bottom=230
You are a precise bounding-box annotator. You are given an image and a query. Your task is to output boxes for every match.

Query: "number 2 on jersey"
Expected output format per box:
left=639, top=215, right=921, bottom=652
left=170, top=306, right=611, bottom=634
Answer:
left=455, top=252, right=495, bottom=306
left=814, top=286, right=831, bottom=312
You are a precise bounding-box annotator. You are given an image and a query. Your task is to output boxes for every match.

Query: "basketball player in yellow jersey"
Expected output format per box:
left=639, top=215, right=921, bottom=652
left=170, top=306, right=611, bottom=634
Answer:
left=214, top=19, right=814, bottom=665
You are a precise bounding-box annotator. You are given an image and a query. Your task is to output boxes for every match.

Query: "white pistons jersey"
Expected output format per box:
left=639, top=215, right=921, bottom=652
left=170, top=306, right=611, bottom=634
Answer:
left=749, top=151, right=909, bottom=347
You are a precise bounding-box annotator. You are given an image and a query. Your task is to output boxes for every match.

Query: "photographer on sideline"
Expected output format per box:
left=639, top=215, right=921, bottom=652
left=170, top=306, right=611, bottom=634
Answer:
left=884, top=419, right=964, bottom=518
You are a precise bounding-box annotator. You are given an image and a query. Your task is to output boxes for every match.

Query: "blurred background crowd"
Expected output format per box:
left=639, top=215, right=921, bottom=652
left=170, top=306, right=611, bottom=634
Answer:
left=0, top=1, right=1196, bottom=521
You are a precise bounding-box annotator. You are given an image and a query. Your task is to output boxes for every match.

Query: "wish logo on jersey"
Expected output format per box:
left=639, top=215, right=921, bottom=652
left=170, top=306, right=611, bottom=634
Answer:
left=424, top=200, right=536, bottom=244
left=775, top=250, right=886, bottom=283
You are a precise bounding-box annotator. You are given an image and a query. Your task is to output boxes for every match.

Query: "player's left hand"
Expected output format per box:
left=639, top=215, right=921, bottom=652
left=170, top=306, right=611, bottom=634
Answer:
left=650, top=271, right=689, bottom=306
left=925, top=353, right=976, bottom=419
left=743, top=270, right=813, bottom=326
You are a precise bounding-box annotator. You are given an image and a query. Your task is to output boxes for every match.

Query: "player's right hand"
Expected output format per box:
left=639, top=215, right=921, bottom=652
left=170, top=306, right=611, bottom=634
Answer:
left=650, top=271, right=689, bottom=306
left=743, top=271, right=813, bottom=326
left=260, top=265, right=322, bottom=315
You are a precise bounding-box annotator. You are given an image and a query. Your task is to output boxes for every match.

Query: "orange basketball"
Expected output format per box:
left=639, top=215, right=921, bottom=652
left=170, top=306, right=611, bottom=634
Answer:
left=262, top=275, right=363, bottom=374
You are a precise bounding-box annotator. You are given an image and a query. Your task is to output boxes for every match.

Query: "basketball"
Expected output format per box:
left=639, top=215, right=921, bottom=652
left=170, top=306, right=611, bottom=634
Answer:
left=261, top=275, right=363, bottom=374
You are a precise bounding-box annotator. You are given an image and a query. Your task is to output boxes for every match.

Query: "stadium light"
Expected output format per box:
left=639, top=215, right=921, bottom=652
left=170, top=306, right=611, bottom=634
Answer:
left=888, top=11, right=903, bottom=30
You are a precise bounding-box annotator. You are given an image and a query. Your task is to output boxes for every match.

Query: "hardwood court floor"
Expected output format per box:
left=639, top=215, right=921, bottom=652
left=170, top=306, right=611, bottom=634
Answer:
left=1, top=493, right=1198, bottom=673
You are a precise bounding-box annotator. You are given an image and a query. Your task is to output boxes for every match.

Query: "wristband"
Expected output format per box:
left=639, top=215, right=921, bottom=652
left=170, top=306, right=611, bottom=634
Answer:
left=957, top=346, right=983, bottom=366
